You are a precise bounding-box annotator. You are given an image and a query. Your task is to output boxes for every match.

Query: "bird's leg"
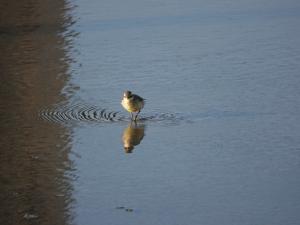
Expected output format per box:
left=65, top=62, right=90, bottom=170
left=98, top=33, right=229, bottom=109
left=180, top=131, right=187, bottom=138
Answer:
left=130, top=112, right=134, bottom=121
left=134, top=110, right=141, bottom=121
left=131, top=119, right=137, bottom=126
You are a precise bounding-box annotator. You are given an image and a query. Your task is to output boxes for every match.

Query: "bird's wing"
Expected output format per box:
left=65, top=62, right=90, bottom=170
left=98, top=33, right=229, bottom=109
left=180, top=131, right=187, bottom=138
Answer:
left=132, top=94, right=144, bottom=101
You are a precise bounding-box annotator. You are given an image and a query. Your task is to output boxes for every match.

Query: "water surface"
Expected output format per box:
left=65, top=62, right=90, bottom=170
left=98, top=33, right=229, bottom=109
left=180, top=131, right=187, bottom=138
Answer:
left=1, top=0, right=300, bottom=225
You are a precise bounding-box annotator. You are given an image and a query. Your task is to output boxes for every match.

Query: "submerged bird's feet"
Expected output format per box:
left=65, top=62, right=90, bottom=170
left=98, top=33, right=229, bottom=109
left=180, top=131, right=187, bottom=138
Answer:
left=134, top=110, right=141, bottom=121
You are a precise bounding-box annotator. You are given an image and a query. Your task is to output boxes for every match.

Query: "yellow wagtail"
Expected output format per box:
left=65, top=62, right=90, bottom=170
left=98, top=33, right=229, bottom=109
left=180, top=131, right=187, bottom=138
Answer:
left=121, top=90, right=145, bottom=121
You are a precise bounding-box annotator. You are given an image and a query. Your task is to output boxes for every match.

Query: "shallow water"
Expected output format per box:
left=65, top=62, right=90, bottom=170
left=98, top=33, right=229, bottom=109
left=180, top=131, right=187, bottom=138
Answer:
left=1, top=0, right=300, bottom=225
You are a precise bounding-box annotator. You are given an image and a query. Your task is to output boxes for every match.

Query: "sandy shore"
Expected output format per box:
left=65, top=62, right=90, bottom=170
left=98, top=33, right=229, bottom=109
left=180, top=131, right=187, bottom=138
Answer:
left=0, top=1, right=76, bottom=225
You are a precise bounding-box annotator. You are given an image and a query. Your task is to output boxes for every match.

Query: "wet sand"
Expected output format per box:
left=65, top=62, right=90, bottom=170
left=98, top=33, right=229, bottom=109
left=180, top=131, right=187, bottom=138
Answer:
left=0, top=0, right=75, bottom=224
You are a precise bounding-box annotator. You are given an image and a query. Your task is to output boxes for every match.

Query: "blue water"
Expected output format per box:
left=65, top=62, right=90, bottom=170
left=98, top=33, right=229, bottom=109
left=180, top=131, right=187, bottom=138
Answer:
left=62, top=1, right=300, bottom=225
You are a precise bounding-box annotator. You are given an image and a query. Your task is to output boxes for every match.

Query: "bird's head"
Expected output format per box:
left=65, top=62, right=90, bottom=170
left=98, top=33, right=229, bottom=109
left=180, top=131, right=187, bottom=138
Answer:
left=123, top=90, right=132, bottom=98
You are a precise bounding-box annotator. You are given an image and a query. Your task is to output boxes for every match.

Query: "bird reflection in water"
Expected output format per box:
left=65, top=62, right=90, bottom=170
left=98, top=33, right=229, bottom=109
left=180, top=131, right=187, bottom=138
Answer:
left=122, top=122, right=145, bottom=153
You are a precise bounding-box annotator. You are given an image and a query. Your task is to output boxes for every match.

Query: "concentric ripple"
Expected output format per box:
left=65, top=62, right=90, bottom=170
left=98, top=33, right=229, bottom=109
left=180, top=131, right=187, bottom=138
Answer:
left=39, top=102, right=183, bottom=124
left=40, top=103, right=123, bottom=123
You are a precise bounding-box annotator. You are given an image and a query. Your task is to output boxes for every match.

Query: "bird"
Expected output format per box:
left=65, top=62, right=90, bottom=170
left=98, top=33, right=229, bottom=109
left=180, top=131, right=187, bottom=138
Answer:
left=121, top=90, right=145, bottom=121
